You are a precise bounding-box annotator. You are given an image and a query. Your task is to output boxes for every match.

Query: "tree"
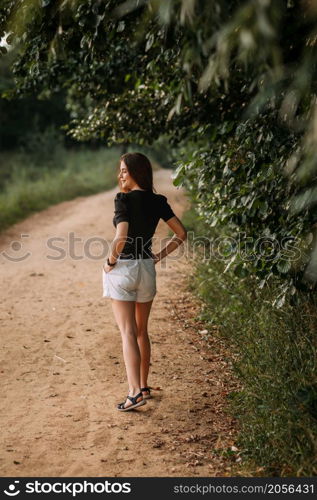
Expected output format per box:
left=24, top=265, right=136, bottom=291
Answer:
left=2, top=0, right=317, bottom=298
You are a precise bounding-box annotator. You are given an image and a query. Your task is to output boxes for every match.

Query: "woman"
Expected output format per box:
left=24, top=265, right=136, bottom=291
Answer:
left=102, top=152, right=187, bottom=411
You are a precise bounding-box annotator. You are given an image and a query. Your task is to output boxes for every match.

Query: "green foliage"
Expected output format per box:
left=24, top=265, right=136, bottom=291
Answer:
left=0, top=146, right=120, bottom=231
left=18, top=122, right=67, bottom=168
left=173, top=110, right=316, bottom=303
left=0, top=46, right=72, bottom=150
left=185, top=204, right=317, bottom=476
left=0, top=0, right=187, bottom=143
left=2, top=1, right=317, bottom=293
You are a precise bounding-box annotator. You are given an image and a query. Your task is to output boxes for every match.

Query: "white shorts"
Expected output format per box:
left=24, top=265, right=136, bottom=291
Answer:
left=102, top=258, right=157, bottom=302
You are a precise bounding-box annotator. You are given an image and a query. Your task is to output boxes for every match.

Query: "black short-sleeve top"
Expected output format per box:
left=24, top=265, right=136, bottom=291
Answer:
left=112, top=190, right=176, bottom=259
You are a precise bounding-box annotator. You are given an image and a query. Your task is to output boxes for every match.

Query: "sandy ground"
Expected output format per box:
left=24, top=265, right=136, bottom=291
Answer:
left=0, top=168, right=240, bottom=477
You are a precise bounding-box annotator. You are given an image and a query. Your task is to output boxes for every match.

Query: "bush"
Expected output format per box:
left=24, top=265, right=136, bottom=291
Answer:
left=17, top=122, right=67, bottom=170
left=183, top=204, right=317, bottom=476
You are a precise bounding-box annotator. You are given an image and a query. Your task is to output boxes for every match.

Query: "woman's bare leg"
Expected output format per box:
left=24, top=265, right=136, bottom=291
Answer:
left=110, top=298, right=143, bottom=408
left=135, top=300, right=153, bottom=389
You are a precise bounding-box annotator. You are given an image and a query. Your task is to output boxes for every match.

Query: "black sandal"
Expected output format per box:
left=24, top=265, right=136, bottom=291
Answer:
left=141, top=387, right=152, bottom=399
left=117, top=391, right=146, bottom=411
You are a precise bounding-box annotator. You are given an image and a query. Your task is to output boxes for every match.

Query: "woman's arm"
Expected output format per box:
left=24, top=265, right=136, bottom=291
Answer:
left=103, top=221, right=129, bottom=272
left=153, top=216, right=187, bottom=263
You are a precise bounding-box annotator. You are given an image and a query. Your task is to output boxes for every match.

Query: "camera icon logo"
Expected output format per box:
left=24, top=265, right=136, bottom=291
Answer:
left=4, top=481, right=20, bottom=496
left=1, top=234, right=31, bottom=262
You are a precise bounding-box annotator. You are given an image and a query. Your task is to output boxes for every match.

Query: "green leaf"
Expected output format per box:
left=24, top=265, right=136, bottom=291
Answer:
left=276, top=260, right=291, bottom=274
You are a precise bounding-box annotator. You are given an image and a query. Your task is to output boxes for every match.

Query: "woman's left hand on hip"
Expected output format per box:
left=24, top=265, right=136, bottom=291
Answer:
left=103, top=263, right=114, bottom=273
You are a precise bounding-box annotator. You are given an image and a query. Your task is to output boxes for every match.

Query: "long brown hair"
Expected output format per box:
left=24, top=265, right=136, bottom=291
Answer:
left=119, top=152, right=156, bottom=192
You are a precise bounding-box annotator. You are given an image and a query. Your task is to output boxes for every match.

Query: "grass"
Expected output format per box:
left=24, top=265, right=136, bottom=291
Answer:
left=0, top=147, right=121, bottom=232
left=0, top=142, right=167, bottom=233
left=182, top=204, right=317, bottom=476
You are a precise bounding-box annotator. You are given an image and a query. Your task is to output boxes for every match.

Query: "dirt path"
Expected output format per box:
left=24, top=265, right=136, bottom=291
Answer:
left=0, top=168, right=239, bottom=477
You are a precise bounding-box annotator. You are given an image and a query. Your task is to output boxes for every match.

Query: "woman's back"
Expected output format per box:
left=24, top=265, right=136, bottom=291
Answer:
left=113, top=190, right=175, bottom=259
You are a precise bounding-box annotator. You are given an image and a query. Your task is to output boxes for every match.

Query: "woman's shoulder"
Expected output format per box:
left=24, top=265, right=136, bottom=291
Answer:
left=114, top=191, right=129, bottom=201
left=153, top=192, right=168, bottom=202
left=115, top=190, right=169, bottom=202
left=118, top=190, right=166, bottom=199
